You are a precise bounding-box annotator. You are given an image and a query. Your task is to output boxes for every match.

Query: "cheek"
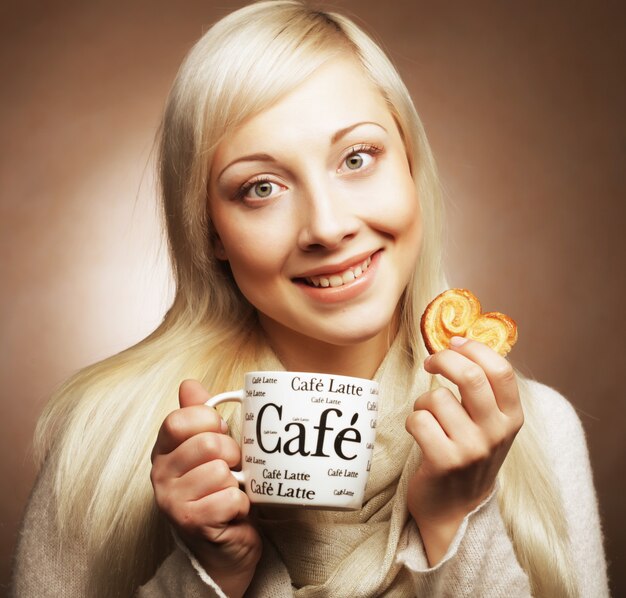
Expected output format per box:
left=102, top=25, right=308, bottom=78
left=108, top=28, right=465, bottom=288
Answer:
left=395, top=196, right=423, bottom=276
left=224, top=236, right=279, bottom=279
left=371, top=165, right=422, bottom=241
left=213, top=209, right=294, bottom=289
left=221, top=240, right=279, bottom=310
left=377, top=171, right=423, bottom=280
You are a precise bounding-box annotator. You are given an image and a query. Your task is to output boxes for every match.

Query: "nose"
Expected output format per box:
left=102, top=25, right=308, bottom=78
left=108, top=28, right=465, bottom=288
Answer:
left=297, top=182, right=360, bottom=251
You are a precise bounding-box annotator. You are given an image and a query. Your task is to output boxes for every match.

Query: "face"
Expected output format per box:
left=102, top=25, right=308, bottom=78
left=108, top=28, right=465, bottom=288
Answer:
left=208, top=58, right=422, bottom=353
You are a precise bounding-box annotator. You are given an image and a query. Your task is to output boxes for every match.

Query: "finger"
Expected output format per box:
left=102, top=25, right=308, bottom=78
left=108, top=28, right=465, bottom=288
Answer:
left=424, top=348, right=497, bottom=424
left=176, top=459, right=240, bottom=502
left=413, top=386, right=477, bottom=443
left=406, top=408, right=454, bottom=471
left=153, top=405, right=226, bottom=458
left=194, top=487, right=251, bottom=533
left=179, top=379, right=212, bottom=408
left=173, top=486, right=251, bottom=542
left=159, top=431, right=241, bottom=477
left=448, top=337, right=522, bottom=420
left=208, top=519, right=261, bottom=558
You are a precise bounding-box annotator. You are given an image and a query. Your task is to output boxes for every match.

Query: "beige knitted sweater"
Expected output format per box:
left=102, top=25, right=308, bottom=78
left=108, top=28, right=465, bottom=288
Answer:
left=11, top=380, right=609, bottom=597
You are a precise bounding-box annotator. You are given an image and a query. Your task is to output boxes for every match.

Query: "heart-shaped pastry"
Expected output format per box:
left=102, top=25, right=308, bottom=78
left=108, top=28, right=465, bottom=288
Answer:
left=420, top=288, right=518, bottom=356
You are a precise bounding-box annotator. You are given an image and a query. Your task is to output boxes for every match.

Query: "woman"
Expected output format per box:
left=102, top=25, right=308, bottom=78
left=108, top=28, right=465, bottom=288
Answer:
left=12, top=1, right=608, bottom=597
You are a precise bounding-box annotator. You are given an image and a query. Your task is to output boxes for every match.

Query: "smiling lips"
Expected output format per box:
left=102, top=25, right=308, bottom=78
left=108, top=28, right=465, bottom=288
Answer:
left=294, top=251, right=380, bottom=304
left=305, top=256, right=373, bottom=288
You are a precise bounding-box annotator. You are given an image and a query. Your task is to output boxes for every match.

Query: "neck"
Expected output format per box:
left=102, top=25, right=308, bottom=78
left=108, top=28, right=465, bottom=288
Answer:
left=257, top=316, right=398, bottom=380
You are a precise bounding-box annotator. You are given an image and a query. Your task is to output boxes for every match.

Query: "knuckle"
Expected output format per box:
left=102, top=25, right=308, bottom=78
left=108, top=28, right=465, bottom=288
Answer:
left=235, top=489, right=251, bottom=517
left=510, top=403, right=525, bottom=428
left=155, top=489, right=175, bottom=517
left=222, top=435, right=242, bottom=461
left=175, top=503, right=196, bottom=531
left=150, top=463, right=172, bottom=496
left=215, top=487, right=248, bottom=524
left=204, top=526, right=223, bottom=543
left=162, top=411, right=185, bottom=440
left=206, top=408, right=222, bottom=430
left=490, top=427, right=508, bottom=448
left=461, top=365, right=486, bottom=389
left=459, top=433, right=490, bottom=463
left=413, top=393, right=426, bottom=410
left=200, top=433, right=218, bottom=457
left=431, top=387, right=452, bottom=402
left=470, top=440, right=491, bottom=462
left=149, top=464, right=161, bottom=488
left=212, top=459, right=233, bottom=484
left=442, top=449, right=465, bottom=472
left=198, top=432, right=222, bottom=460
left=409, top=413, right=441, bottom=446
left=226, top=485, right=243, bottom=506
left=407, top=409, right=431, bottom=433
left=492, top=361, right=515, bottom=384
left=500, top=408, right=523, bottom=435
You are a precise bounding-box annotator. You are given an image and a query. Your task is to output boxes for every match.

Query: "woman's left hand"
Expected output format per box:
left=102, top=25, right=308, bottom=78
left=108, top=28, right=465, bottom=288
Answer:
left=405, top=336, right=524, bottom=565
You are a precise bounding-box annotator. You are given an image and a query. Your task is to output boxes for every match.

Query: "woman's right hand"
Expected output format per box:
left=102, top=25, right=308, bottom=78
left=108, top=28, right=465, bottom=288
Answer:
left=150, top=379, right=262, bottom=598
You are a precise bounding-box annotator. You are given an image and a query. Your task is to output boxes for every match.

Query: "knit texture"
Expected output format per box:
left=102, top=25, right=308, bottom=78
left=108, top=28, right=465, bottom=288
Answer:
left=11, top=354, right=609, bottom=596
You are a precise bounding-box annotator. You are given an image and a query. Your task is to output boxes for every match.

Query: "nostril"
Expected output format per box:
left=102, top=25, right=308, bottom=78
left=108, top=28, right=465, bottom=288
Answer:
left=297, top=195, right=360, bottom=250
left=300, top=229, right=358, bottom=252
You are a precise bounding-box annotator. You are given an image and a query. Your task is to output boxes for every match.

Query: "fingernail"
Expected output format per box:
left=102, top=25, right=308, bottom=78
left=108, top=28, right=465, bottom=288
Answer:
left=450, top=336, right=468, bottom=347
left=423, top=354, right=433, bottom=367
left=220, top=417, right=229, bottom=434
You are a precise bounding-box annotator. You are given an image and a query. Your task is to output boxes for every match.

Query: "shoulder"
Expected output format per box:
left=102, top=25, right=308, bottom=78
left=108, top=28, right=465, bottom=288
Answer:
left=523, top=378, right=586, bottom=435
left=519, top=382, right=609, bottom=594
left=523, top=378, right=576, bottom=415
left=521, top=379, right=594, bottom=484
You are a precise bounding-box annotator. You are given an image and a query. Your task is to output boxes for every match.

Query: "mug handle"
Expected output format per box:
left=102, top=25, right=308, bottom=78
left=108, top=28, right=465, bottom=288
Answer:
left=205, top=389, right=245, bottom=484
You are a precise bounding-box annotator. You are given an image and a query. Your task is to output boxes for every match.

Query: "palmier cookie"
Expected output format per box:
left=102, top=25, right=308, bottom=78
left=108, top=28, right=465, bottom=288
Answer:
left=420, top=288, right=518, bottom=357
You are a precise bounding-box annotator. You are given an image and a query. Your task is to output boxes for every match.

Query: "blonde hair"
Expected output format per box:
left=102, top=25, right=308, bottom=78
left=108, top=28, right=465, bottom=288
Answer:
left=36, top=2, right=577, bottom=596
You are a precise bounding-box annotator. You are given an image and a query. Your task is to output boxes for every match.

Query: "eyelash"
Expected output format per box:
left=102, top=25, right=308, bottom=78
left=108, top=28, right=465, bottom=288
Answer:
left=344, top=143, right=384, bottom=164
left=233, top=143, right=384, bottom=202
left=234, top=176, right=275, bottom=202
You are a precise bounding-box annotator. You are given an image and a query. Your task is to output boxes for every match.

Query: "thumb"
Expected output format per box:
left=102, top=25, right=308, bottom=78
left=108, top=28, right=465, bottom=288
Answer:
left=178, top=379, right=211, bottom=408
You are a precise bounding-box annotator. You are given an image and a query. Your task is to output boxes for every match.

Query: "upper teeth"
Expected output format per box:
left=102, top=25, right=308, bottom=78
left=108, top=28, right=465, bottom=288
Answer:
left=307, top=256, right=372, bottom=288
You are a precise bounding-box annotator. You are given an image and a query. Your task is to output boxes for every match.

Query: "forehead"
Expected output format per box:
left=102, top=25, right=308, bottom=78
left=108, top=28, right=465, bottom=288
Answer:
left=212, top=58, right=395, bottom=165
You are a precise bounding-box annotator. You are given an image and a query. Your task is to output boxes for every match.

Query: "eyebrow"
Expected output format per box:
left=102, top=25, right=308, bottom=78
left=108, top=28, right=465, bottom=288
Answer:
left=217, top=153, right=277, bottom=182
left=217, top=121, right=387, bottom=181
left=331, top=121, right=387, bottom=143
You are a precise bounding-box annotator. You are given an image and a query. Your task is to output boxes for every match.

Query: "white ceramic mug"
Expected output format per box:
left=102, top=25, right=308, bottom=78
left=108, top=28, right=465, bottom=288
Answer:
left=206, top=371, right=379, bottom=510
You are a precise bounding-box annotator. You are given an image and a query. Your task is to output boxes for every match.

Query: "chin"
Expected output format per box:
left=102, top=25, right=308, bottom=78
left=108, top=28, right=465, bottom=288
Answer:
left=308, top=317, right=397, bottom=347
left=258, top=303, right=400, bottom=351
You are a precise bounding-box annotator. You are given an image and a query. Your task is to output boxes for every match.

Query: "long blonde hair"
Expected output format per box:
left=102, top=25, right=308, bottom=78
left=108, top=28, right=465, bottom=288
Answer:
left=36, top=2, right=576, bottom=596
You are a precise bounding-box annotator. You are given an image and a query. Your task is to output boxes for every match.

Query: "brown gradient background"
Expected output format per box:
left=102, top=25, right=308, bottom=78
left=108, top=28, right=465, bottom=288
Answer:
left=1, top=0, right=624, bottom=594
